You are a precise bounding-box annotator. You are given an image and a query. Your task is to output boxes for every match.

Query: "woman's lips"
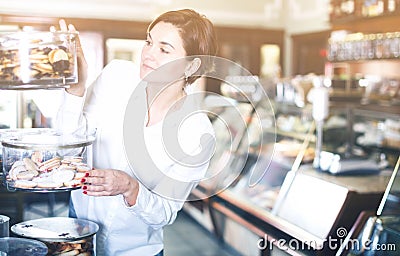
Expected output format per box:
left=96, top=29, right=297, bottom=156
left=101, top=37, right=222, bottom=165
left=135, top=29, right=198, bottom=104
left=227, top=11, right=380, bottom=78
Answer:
left=140, top=63, right=157, bottom=79
left=141, top=63, right=155, bottom=72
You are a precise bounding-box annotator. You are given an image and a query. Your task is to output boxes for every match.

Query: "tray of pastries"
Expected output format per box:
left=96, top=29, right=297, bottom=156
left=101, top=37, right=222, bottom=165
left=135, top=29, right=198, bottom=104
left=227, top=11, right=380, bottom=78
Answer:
left=1, top=128, right=95, bottom=192
left=0, top=31, right=78, bottom=89
left=12, top=217, right=99, bottom=255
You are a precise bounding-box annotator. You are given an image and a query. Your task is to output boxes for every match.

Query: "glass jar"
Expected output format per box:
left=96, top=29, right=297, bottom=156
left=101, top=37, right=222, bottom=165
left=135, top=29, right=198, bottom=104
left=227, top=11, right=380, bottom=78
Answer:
left=11, top=217, right=99, bottom=256
left=0, top=31, right=78, bottom=89
left=1, top=128, right=95, bottom=192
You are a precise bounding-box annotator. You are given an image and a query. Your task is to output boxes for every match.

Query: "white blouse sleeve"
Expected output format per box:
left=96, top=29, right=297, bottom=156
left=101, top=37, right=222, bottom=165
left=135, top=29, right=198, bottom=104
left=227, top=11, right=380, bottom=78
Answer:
left=122, top=182, right=187, bottom=229
left=55, top=91, right=87, bottom=134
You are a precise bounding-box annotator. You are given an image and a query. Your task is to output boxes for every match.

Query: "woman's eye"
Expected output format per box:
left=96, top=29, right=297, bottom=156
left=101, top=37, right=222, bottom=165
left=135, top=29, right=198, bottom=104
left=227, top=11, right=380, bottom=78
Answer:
left=145, top=40, right=152, bottom=46
left=160, top=48, right=169, bottom=54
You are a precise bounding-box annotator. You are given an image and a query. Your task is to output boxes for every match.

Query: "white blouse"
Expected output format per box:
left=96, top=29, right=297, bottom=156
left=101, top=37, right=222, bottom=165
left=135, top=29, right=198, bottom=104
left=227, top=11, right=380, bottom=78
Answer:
left=57, top=59, right=214, bottom=256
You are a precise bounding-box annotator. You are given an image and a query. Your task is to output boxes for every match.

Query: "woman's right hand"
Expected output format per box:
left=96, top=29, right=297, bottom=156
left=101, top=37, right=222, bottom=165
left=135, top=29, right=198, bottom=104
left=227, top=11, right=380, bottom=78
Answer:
left=51, top=19, right=87, bottom=97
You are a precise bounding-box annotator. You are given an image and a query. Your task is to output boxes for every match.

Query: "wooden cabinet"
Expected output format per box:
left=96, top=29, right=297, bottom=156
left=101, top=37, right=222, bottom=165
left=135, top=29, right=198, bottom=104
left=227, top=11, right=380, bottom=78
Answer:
left=330, top=0, right=400, bottom=32
left=292, top=31, right=331, bottom=75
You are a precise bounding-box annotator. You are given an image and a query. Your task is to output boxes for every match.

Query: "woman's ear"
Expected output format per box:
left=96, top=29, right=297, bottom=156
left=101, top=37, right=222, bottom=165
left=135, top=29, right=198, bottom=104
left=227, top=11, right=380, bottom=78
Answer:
left=184, top=58, right=202, bottom=78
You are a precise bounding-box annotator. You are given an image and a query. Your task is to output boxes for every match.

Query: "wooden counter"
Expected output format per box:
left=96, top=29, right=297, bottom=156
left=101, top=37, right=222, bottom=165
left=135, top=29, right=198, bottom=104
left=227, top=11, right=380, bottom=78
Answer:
left=189, top=167, right=396, bottom=255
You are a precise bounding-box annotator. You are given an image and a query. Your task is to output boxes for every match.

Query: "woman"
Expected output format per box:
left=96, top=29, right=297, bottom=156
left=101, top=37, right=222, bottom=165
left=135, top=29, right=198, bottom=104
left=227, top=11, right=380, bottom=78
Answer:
left=55, top=9, right=218, bottom=256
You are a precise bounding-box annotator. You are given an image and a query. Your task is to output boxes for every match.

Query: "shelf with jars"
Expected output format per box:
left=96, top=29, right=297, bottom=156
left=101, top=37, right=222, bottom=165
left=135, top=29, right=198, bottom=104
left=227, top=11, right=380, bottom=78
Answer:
left=326, top=30, right=400, bottom=107
left=330, top=0, right=400, bottom=23
left=327, top=31, right=400, bottom=62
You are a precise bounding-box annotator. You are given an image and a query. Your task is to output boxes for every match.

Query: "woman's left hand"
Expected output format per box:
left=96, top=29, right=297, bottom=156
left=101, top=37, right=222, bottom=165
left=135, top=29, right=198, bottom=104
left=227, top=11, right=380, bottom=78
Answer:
left=82, top=168, right=139, bottom=206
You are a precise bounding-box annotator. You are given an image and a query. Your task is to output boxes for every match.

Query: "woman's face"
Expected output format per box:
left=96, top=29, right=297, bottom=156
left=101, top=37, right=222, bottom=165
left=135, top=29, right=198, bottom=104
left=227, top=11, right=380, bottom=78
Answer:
left=140, top=22, right=187, bottom=79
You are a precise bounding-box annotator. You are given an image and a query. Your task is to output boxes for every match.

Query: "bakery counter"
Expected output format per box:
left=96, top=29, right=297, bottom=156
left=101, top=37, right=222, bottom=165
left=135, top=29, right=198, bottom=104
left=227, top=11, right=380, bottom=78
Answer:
left=186, top=167, right=397, bottom=256
left=183, top=93, right=399, bottom=255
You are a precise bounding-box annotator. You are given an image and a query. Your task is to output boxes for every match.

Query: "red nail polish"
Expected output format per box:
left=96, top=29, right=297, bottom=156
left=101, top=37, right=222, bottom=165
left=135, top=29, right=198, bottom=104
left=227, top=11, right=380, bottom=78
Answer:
left=92, top=167, right=95, bottom=170
left=83, top=191, right=87, bottom=194
left=81, top=178, right=86, bottom=183
left=85, top=172, right=90, bottom=177
left=82, top=185, right=87, bottom=190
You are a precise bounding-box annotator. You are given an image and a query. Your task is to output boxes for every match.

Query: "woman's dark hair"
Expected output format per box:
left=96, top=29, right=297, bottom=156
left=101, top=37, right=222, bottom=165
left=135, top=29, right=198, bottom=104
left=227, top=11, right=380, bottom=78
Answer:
left=148, top=9, right=218, bottom=84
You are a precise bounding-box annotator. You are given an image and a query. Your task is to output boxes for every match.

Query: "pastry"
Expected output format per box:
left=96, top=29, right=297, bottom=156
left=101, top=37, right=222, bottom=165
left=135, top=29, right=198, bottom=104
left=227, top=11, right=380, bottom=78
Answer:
left=10, top=165, right=27, bottom=181
left=76, top=165, right=90, bottom=173
left=45, top=237, right=94, bottom=255
left=59, top=164, right=77, bottom=170
left=14, top=180, right=37, bottom=189
left=52, top=169, right=75, bottom=184
left=63, top=156, right=83, bottom=163
left=10, top=160, right=25, bottom=169
left=16, top=170, right=39, bottom=180
left=36, top=181, right=63, bottom=189
left=6, top=152, right=90, bottom=189
left=73, top=172, right=86, bottom=180
left=48, top=48, right=69, bottom=64
left=31, top=151, right=43, bottom=165
left=0, top=33, right=76, bottom=85
left=23, top=157, right=39, bottom=172
left=64, top=179, right=82, bottom=188
left=32, top=172, right=52, bottom=183
left=39, top=157, right=61, bottom=172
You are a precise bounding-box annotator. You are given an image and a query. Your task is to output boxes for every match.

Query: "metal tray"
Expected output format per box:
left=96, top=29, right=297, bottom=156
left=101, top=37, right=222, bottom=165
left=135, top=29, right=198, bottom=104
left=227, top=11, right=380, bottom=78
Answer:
left=5, top=181, right=82, bottom=193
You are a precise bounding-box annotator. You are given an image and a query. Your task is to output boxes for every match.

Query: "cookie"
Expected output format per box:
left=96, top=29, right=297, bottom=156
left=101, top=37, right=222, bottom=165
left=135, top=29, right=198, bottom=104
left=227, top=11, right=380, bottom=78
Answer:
left=11, top=160, right=25, bottom=169
left=52, top=169, right=75, bottom=184
left=29, top=54, right=49, bottom=61
left=73, top=172, right=86, bottom=180
left=14, top=180, right=37, bottom=189
left=34, top=63, right=53, bottom=73
left=48, top=49, right=69, bottom=64
left=76, top=165, right=90, bottom=173
left=59, top=164, right=76, bottom=171
left=40, top=156, right=61, bottom=166
left=10, top=165, right=27, bottom=181
left=64, top=179, right=82, bottom=188
left=16, top=170, right=39, bottom=180
left=63, top=156, right=83, bottom=163
left=36, top=181, right=63, bottom=189
left=31, top=151, right=43, bottom=165
left=23, top=157, right=39, bottom=171
left=39, top=157, right=61, bottom=171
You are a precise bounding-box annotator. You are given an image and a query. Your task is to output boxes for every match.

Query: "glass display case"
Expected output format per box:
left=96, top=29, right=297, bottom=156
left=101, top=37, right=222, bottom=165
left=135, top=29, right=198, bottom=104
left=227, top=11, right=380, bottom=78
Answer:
left=185, top=75, right=399, bottom=255
left=352, top=106, right=400, bottom=166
